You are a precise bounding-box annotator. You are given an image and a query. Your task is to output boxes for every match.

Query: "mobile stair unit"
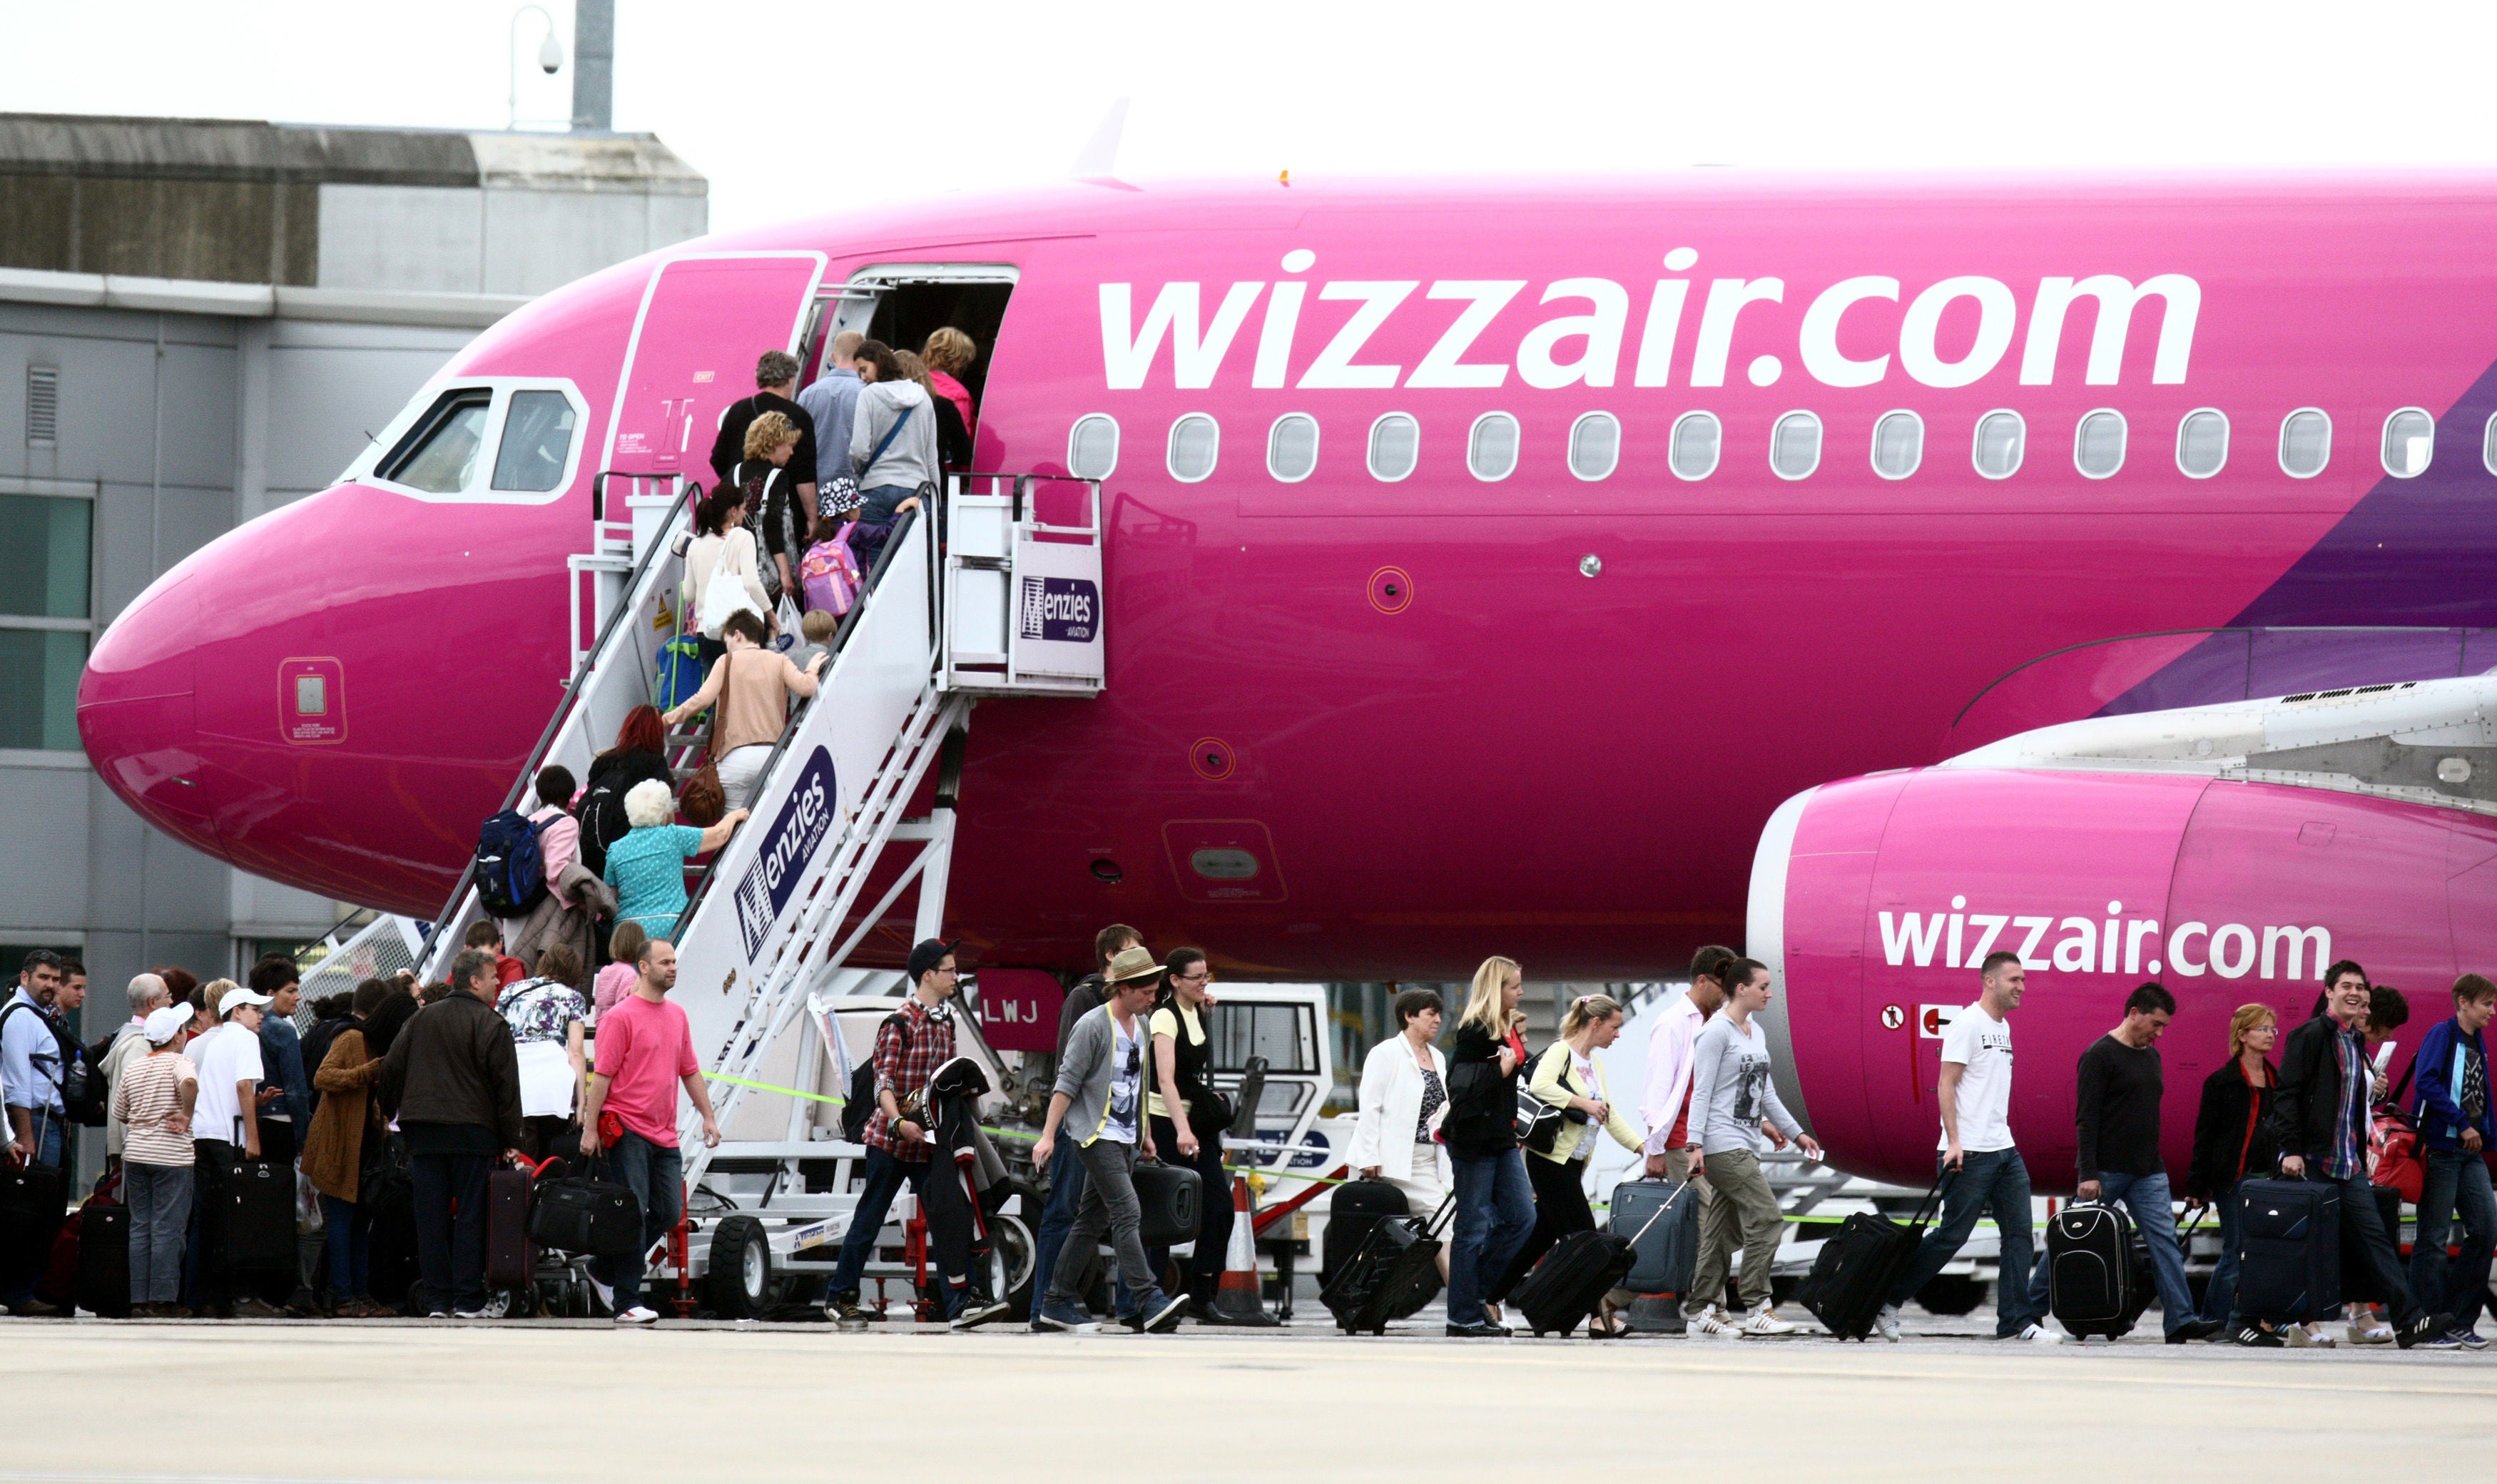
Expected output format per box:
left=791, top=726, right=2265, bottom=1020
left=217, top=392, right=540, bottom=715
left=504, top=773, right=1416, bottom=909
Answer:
left=419, top=472, right=1105, bottom=1316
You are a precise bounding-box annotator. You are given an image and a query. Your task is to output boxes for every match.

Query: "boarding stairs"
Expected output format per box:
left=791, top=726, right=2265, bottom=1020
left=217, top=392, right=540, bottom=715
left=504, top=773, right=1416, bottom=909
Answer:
left=415, top=471, right=1106, bottom=1311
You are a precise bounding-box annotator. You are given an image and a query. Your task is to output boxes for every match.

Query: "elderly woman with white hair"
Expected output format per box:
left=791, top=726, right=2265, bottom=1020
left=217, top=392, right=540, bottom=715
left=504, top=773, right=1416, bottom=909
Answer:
left=600, top=779, right=747, bottom=942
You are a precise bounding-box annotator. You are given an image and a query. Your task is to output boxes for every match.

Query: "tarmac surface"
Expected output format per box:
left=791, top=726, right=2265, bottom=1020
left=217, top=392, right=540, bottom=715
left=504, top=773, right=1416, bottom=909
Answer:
left=5, top=1308, right=2496, bottom=1482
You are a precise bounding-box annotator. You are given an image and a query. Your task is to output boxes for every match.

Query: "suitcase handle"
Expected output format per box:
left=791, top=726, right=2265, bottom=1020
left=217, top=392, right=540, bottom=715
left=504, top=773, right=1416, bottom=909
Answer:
left=1907, top=1170, right=1955, bottom=1231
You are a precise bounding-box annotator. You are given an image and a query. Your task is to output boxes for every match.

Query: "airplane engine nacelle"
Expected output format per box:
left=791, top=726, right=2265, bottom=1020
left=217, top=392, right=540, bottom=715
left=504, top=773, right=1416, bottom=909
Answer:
left=1749, top=766, right=2497, bottom=1189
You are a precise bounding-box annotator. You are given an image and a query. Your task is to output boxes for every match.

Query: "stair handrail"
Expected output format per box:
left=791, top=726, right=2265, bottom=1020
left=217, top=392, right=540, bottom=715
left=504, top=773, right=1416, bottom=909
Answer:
left=422, top=475, right=698, bottom=955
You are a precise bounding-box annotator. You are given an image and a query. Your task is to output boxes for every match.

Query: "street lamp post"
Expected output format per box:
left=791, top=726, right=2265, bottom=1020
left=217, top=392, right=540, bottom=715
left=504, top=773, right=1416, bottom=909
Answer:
left=509, top=6, right=565, bottom=130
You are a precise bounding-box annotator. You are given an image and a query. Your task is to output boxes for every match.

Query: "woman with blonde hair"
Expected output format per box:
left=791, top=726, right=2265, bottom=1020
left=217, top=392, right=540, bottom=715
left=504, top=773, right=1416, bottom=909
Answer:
left=1492, top=993, right=1646, bottom=1328
left=1438, top=955, right=1535, bottom=1336
left=735, top=409, right=804, bottom=610
left=920, top=327, right=979, bottom=439
left=2188, top=1001, right=2288, bottom=1345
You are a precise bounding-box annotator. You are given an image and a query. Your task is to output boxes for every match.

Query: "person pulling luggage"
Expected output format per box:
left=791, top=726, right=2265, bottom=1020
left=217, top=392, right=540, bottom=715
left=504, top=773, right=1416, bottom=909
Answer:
left=1680, top=960, right=1818, bottom=1336
left=1440, top=956, right=1536, bottom=1338
left=1349, top=988, right=1454, bottom=1281
left=1492, top=994, right=1644, bottom=1331
left=2185, top=1004, right=2284, bottom=1345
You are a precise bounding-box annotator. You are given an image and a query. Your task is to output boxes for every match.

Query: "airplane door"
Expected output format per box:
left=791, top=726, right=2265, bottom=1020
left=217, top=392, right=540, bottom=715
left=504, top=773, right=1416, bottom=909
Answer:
left=603, top=253, right=827, bottom=477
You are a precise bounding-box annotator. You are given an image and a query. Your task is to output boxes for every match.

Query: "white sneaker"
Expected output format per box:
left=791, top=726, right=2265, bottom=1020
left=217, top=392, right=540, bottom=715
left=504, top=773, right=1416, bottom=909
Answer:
left=1739, top=1303, right=1797, bottom=1337
left=1873, top=1304, right=1902, bottom=1342
left=585, top=1273, right=614, bottom=1313
left=614, top=1306, right=658, bottom=1325
left=1688, top=1305, right=1738, bottom=1336
left=2015, top=1322, right=2063, bottom=1344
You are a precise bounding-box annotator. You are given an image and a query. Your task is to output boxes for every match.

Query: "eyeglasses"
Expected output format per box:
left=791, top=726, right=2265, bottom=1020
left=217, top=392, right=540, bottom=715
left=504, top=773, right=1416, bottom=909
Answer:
left=1174, top=970, right=1210, bottom=984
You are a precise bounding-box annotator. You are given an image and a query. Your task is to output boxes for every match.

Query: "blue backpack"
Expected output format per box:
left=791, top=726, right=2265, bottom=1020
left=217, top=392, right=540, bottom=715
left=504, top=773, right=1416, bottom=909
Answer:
left=473, top=808, right=552, bottom=918
left=655, top=633, right=707, bottom=711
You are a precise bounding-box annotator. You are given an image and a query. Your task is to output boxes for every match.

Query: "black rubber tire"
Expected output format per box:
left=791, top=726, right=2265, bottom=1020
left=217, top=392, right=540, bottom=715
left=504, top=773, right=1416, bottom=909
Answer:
left=706, top=1214, right=773, bottom=1320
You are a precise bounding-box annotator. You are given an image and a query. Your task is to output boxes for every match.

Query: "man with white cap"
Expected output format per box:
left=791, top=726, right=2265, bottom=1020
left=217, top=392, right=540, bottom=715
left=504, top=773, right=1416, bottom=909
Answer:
left=113, top=1005, right=199, bottom=1316
left=103, top=973, right=172, bottom=1167
left=188, top=978, right=280, bottom=1318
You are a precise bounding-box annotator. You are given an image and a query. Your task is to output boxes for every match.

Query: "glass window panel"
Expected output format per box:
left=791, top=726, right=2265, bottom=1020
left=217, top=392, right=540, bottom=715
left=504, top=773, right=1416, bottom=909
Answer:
left=1664, top=412, right=1714, bottom=480
left=1574, top=412, right=1624, bottom=479
left=1771, top=412, right=1822, bottom=479
left=1872, top=412, right=1924, bottom=479
left=1973, top=411, right=2025, bottom=479
left=2075, top=410, right=2127, bottom=478
left=2382, top=408, right=2434, bottom=477
left=489, top=390, right=579, bottom=492
left=1367, top=414, right=1418, bottom=482
left=1167, top=414, right=1219, bottom=482
left=0, top=494, right=91, bottom=619
left=2484, top=413, right=2497, bottom=477
left=2177, top=409, right=2229, bottom=479
left=1206, top=1002, right=1319, bottom=1074
left=1267, top=414, right=1318, bottom=482
left=1468, top=412, right=1519, bottom=481
left=380, top=391, right=490, bottom=494
left=2280, top=410, right=2331, bottom=478
left=1068, top=415, right=1119, bottom=480
left=0, top=629, right=89, bottom=750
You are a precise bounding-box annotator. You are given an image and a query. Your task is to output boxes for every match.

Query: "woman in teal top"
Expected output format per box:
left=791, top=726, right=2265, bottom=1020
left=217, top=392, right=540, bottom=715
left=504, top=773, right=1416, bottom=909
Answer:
left=603, top=779, right=747, bottom=940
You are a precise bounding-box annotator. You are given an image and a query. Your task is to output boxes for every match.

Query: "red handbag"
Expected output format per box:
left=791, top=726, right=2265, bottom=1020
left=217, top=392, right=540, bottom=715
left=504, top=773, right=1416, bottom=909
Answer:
left=2369, top=1063, right=2424, bottom=1203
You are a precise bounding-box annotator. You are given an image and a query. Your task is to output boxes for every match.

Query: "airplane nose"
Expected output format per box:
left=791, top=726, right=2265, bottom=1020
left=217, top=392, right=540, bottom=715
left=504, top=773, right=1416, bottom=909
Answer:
left=78, top=571, right=220, bottom=855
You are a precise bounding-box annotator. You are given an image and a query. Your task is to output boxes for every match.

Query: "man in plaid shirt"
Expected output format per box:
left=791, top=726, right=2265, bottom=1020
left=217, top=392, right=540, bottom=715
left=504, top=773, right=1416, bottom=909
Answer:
left=828, top=940, right=1005, bottom=1326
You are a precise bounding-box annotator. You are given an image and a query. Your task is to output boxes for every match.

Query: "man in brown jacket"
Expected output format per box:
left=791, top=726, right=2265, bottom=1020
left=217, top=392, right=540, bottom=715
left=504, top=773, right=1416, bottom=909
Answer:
left=380, top=948, right=524, bottom=1318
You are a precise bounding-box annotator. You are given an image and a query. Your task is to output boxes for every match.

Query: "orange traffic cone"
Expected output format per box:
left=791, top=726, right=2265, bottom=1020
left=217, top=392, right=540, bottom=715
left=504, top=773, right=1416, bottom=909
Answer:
left=1201, top=1174, right=1277, bottom=1326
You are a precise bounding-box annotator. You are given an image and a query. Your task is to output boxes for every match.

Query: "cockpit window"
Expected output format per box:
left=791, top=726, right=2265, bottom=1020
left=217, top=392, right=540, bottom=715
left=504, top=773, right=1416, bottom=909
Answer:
left=492, top=390, right=579, bottom=492
left=380, top=390, right=492, bottom=494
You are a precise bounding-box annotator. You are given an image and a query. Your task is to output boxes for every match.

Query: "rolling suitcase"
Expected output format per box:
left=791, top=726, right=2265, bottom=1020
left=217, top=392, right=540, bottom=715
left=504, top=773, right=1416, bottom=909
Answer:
left=2046, top=1200, right=2152, bottom=1338
left=1321, top=1198, right=1450, bottom=1333
left=1609, top=1177, right=1699, bottom=1300
left=529, top=1164, right=643, bottom=1258
left=1510, top=1195, right=1685, bottom=1337
left=1321, top=1179, right=1412, bottom=1286
left=486, top=1164, right=536, bottom=1291
left=225, top=1123, right=299, bottom=1274
left=76, top=1202, right=130, bottom=1318
left=2236, top=1176, right=2340, bottom=1322
left=1131, top=1159, right=1202, bottom=1249
left=1798, top=1174, right=1948, bottom=1339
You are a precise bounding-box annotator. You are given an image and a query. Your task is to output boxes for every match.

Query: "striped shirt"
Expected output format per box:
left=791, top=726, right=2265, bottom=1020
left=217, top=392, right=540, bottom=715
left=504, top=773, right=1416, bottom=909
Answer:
left=2329, top=1024, right=2369, bottom=1180
left=111, top=1051, right=198, bottom=1167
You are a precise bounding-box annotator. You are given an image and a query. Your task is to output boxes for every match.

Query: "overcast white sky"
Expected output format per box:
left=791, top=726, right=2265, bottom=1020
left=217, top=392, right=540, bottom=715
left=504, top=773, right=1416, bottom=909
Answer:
left=10, top=1, right=2497, bottom=235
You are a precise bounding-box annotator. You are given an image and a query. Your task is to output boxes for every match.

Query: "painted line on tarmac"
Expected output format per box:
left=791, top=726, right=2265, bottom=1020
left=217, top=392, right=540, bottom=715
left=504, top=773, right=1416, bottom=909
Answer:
left=0, top=1475, right=559, bottom=1484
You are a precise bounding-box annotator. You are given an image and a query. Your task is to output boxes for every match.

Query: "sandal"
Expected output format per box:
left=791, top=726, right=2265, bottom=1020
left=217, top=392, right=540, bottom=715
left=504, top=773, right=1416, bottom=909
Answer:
left=1587, top=1302, right=1629, bottom=1339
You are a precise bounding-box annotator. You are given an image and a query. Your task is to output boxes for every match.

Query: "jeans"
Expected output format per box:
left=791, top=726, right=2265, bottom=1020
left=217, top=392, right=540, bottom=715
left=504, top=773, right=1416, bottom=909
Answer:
left=125, top=1161, right=193, bottom=1306
left=410, top=1150, right=492, bottom=1314
left=2412, top=1148, right=2496, bottom=1331
left=1447, top=1147, right=1535, bottom=1327
left=1691, top=1147, right=1786, bottom=1313
left=1888, top=1147, right=2045, bottom=1337
left=320, top=1193, right=372, bottom=1301
left=1146, top=1114, right=1234, bottom=1289
left=189, top=1137, right=240, bottom=1315
left=0, top=1114, right=63, bottom=1306
left=594, top=1129, right=683, bottom=1315
left=2304, top=1171, right=2424, bottom=1326
left=1046, top=1137, right=1157, bottom=1311
left=2059, top=1171, right=2197, bottom=1336
left=1033, top=1138, right=1128, bottom=1316
left=829, top=1145, right=935, bottom=1309
left=2202, top=1179, right=2246, bottom=1325
left=1495, top=1151, right=1595, bottom=1303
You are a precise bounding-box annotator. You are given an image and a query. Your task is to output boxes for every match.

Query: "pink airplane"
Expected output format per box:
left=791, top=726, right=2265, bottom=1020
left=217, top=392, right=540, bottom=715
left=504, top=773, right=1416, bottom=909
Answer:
left=78, top=173, right=2497, bottom=1187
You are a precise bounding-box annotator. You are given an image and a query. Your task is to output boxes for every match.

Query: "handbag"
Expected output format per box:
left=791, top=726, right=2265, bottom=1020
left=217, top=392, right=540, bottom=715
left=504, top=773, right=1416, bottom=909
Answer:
left=698, top=558, right=761, bottom=639
left=677, top=651, right=731, bottom=827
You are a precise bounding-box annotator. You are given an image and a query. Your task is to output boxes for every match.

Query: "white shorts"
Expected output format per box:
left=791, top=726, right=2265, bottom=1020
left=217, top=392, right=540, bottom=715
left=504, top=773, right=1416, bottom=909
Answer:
left=1383, top=1142, right=1448, bottom=1220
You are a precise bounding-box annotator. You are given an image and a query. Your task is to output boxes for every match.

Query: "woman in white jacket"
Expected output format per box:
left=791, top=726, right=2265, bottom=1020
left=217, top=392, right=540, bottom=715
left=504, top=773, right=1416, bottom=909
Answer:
left=1351, top=988, right=1455, bottom=1274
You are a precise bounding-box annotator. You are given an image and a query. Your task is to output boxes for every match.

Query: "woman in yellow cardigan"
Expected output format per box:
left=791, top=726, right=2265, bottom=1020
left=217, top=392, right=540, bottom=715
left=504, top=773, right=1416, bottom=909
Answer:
left=1491, top=994, right=1645, bottom=1328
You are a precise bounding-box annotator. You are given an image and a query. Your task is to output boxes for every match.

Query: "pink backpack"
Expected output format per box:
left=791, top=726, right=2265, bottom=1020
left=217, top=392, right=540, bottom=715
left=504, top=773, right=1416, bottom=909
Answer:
left=800, top=530, right=862, bottom=617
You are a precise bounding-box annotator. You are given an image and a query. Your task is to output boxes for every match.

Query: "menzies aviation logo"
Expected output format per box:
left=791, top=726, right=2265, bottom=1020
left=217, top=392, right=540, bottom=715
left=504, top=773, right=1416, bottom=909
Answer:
left=1874, top=897, right=2331, bottom=982
left=734, top=747, right=837, bottom=962
left=1019, top=576, right=1099, bottom=644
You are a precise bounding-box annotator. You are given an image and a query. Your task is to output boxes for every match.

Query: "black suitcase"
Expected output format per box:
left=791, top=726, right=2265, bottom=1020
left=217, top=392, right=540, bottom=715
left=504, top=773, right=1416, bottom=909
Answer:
left=2046, top=1201, right=2152, bottom=1338
left=529, top=1172, right=643, bottom=1258
left=1132, top=1159, right=1202, bottom=1248
left=486, top=1166, right=536, bottom=1291
left=1321, top=1199, right=1449, bottom=1333
left=224, top=1156, right=297, bottom=1273
left=1799, top=1175, right=1948, bottom=1339
left=1321, top=1179, right=1412, bottom=1285
left=2237, top=1176, right=2341, bottom=1321
left=1511, top=1228, right=1637, bottom=1337
left=1609, top=1178, right=1699, bottom=1298
left=76, top=1202, right=130, bottom=1318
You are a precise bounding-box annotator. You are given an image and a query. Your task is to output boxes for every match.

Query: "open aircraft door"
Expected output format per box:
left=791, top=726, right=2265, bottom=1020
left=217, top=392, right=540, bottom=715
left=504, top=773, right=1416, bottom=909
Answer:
left=601, top=252, right=828, bottom=478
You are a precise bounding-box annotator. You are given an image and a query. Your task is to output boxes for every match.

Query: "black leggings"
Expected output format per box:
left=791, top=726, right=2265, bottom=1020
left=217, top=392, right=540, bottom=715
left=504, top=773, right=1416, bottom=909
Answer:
left=1491, top=1151, right=1594, bottom=1302
left=1146, top=1114, right=1236, bottom=1289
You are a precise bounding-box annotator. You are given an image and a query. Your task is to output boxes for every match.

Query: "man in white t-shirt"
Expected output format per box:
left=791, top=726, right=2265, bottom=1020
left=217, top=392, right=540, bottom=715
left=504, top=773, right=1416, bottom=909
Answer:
left=1876, top=951, right=2053, bottom=1343
left=189, top=984, right=279, bottom=1318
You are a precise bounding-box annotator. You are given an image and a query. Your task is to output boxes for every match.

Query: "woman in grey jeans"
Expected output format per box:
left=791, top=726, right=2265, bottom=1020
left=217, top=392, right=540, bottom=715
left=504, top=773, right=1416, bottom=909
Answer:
left=111, top=1005, right=201, bottom=1316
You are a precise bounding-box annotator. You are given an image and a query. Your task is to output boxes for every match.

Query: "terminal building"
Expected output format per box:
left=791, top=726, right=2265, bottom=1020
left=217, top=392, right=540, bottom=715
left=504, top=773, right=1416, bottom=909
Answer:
left=0, top=112, right=704, bottom=999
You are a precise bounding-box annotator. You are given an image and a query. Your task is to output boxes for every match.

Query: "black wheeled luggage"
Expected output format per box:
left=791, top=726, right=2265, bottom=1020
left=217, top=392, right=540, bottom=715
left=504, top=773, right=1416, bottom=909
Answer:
left=2046, top=1200, right=2152, bottom=1338
left=1798, top=1175, right=1948, bottom=1339
left=1321, top=1198, right=1449, bottom=1333
left=486, top=1164, right=536, bottom=1291
left=1321, top=1178, right=1412, bottom=1286
left=2236, top=1176, right=2340, bottom=1322
left=529, top=1167, right=643, bottom=1258
left=1510, top=1227, right=1637, bottom=1336
left=1131, top=1159, right=1202, bottom=1248
left=225, top=1150, right=298, bottom=1274
left=76, top=1201, right=130, bottom=1318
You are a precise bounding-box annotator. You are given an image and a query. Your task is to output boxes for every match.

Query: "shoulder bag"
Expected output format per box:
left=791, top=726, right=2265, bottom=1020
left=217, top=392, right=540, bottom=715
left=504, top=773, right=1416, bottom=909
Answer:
left=678, top=651, right=729, bottom=828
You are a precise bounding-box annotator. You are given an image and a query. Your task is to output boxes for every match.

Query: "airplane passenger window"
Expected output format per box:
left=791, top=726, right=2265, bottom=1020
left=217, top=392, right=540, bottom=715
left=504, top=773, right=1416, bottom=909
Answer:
left=2279, top=409, right=2331, bottom=479
left=1067, top=414, right=1119, bottom=480
left=1468, top=412, right=1520, bottom=482
left=2176, top=409, right=2228, bottom=479
left=2484, top=413, right=2497, bottom=477
left=1664, top=412, right=1714, bottom=480
left=1575, top=412, right=1625, bottom=480
left=1973, top=410, right=2025, bottom=479
left=1871, top=411, right=1923, bottom=479
left=1267, top=414, right=1318, bottom=482
left=1771, top=412, right=1822, bottom=479
left=1367, top=413, right=1420, bottom=482
left=379, top=389, right=492, bottom=494
left=1167, top=414, right=1219, bottom=482
left=2382, top=407, right=2434, bottom=478
left=2075, top=409, right=2127, bottom=479
left=490, top=390, right=579, bottom=492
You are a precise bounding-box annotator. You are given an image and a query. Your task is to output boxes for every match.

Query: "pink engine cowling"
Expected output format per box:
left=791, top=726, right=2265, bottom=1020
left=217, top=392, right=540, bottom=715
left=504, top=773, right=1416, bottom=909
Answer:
left=1750, top=766, right=2497, bottom=1189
